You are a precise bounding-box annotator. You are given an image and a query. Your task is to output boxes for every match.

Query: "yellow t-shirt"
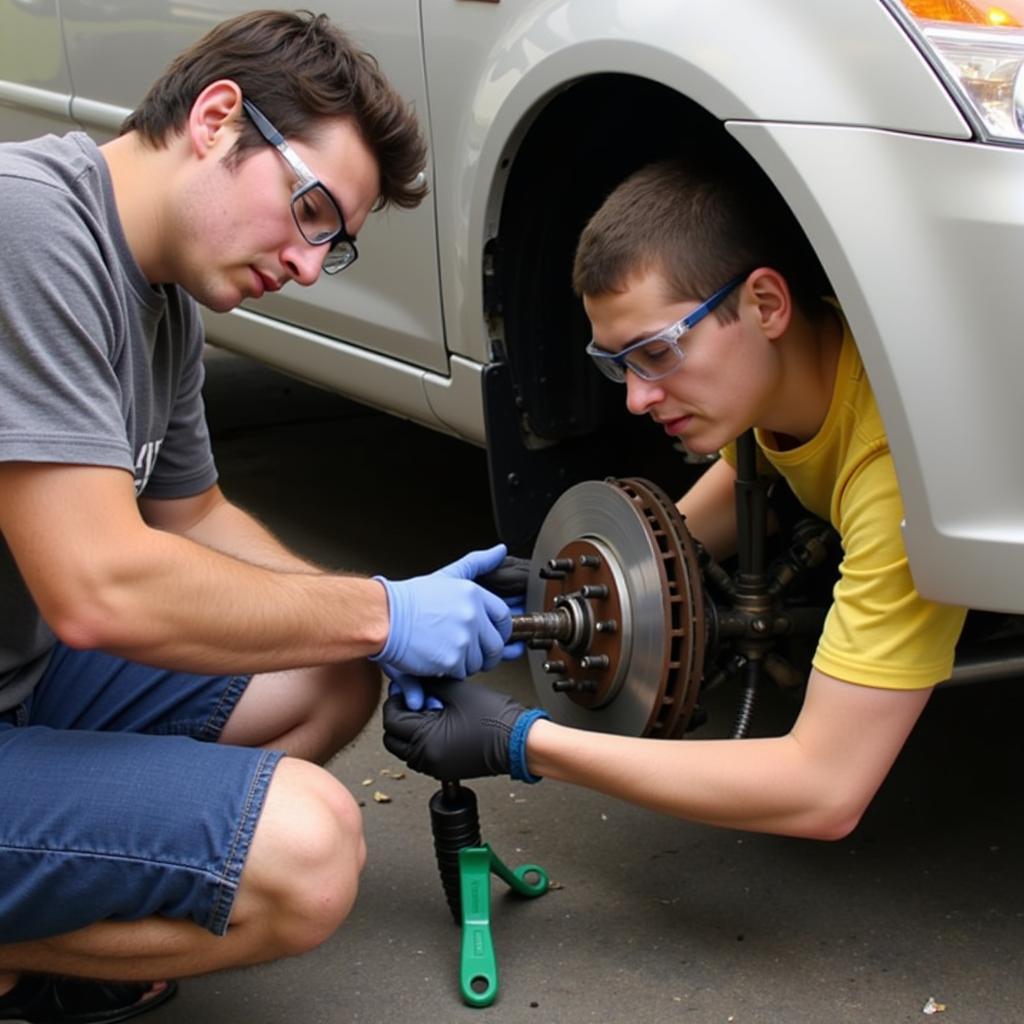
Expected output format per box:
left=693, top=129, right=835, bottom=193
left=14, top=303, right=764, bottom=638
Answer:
left=722, top=314, right=966, bottom=690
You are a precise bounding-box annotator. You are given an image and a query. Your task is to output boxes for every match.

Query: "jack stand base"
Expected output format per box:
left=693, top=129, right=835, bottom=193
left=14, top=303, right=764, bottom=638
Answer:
left=458, top=844, right=549, bottom=1007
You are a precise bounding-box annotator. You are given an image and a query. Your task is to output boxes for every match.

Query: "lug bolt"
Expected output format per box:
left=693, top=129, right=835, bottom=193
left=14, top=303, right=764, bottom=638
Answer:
left=580, top=584, right=609, bottom=599
left=543, top=659, right=567, bottom=674
left=580, top=654, right=609, bottom=671
left=594, top=619, right=618, bottom=634
left=547, top=558, right=575, bottom=573
left=551, top=679, right=576, bottom=693
left=527, top=638, right=553, bottom=650
left=577, top=680, right=598, bottom=693
left=578, top=555, right=602, bottom=568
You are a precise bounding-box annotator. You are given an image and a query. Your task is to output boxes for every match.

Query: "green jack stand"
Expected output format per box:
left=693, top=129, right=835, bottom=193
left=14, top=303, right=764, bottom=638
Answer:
left=429, top=782, right=549, bottom=1008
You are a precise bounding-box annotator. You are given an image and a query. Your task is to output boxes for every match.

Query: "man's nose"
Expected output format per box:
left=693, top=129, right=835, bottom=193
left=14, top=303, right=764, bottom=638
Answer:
left=282, top=243, right=327, bottom=286
left=625, top=371, right=662, bottom=416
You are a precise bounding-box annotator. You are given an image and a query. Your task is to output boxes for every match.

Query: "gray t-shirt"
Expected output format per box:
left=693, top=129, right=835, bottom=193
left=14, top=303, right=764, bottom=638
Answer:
left=0, top=132, right=218, bottom=710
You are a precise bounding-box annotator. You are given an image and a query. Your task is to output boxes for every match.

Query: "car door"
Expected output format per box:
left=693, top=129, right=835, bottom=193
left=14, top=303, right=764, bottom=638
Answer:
left=59, top=0, right=448, bottom=374
left=0, top=0, right=77, bottom=140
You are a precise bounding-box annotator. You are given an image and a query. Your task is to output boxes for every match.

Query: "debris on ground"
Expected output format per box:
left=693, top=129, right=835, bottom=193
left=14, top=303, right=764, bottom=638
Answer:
left=373, top=790, right=392, bottom=803
left=922, top=996, right=947, bottom=1015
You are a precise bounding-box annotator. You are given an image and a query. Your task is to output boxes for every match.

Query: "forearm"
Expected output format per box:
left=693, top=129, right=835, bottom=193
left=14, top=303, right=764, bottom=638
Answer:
left=55, top=527, right=388, bottom=674
left=525, top=721, right=842, bottom=838
left=4, top=466, right=387, bottom=672
left=177, top=498, right=320, bottom=573
left=142, top=486, right=320, bottom=573
left=525, top=672, right=930, bottom=840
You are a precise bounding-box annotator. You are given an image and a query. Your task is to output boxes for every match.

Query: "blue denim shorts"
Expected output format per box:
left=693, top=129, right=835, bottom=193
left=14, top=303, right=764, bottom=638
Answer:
left=0, top=644, right=284, bottom=943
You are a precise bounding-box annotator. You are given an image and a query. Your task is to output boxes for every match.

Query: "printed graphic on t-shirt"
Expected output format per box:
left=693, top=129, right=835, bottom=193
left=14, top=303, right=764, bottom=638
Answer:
left=134, top=439, right=163, bottom=495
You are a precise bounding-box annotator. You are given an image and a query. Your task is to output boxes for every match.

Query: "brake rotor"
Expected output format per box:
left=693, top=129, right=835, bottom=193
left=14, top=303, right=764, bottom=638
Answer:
left=526, top=477, right=706, bottom=738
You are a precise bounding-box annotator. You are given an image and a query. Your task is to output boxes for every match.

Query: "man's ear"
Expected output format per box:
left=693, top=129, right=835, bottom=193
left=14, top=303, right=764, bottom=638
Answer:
left=187, top=79, right=243, bottom=159
left=745, top=267, right=791, bottom=340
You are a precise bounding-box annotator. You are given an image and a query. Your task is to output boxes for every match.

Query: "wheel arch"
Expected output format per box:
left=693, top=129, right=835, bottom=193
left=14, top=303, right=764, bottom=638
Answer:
left=479, top=73, right=811, bottom=548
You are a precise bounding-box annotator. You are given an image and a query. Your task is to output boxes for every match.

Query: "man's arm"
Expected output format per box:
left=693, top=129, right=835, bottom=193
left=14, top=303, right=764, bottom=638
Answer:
left=1, top=462, right=386, bottom=672
left=140, top=484, right=318, bottom=573
left=525, top=669, right=931, bottom=839
left=1, top=462, right=512, bottom=679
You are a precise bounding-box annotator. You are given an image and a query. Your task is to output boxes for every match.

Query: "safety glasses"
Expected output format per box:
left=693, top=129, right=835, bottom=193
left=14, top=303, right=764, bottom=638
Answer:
left=586, top=273, right=747, bottom=382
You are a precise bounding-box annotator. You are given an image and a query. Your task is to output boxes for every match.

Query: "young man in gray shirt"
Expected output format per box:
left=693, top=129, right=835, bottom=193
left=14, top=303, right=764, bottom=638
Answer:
left=0, top=11, right=519, bottom=1022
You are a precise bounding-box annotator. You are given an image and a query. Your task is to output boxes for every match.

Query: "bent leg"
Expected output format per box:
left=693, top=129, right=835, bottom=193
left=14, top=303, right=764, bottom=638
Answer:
left=0, top=646, right=370, bottom=981
left=219, top=658, right=382, bottom=762
left=0, top=757, right=364, bottom=979
left=27, top=641, right=382, bottom=764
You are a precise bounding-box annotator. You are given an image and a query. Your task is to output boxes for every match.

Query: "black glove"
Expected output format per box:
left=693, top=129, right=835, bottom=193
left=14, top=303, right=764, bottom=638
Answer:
left=382, top=676, right=550, bottom=783
left=475, top=555, right=531, bottom=599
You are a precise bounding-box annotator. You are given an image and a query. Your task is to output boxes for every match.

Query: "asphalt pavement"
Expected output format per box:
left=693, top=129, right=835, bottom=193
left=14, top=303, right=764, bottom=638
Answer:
left=145, top=348, right=1024, bottom=1024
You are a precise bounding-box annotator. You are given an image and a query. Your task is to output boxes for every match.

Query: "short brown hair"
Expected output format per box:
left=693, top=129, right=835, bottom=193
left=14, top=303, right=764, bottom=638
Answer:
left=120, top=9, right=427, bottom=210
left=572, top=156, right=829, bottom=321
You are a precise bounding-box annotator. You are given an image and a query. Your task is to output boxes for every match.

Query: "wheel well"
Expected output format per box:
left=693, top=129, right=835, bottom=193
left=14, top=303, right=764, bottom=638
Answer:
left=483, top=74, right=790, bottom=549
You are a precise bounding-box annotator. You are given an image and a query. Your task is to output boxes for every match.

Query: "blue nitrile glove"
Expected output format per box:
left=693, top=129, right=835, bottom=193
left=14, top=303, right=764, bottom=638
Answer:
left=383, top=676, right=550, bottom=783
left=388, top=675, right=444, bottom=712
left=372, top=544, right=518, bottom=679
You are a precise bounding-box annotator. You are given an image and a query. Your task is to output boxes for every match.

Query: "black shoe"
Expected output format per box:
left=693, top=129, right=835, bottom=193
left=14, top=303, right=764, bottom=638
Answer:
left=0, top=976, right=177, bottom=1024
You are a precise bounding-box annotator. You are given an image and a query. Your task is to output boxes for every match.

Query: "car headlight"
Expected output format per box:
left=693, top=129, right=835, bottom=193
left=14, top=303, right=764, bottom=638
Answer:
left=885, top=0, right=1024, bottom=143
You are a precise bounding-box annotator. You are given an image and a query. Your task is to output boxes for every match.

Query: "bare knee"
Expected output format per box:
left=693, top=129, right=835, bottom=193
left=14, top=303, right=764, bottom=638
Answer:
left=238, top=758, right=366, bottom=956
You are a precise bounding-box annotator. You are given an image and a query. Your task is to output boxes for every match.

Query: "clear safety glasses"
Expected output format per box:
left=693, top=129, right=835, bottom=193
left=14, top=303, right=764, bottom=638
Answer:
left=586, top=273, right=747, bottom=383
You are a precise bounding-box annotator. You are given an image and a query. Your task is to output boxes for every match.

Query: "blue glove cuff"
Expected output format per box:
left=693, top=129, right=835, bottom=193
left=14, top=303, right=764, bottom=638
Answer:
left=370, top=576, right=407, bottom=666
left=509, top=708, right=551, bottom=784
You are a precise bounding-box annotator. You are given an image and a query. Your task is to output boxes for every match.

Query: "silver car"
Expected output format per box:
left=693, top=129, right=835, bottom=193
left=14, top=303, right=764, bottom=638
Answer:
left=2, top=0, right=1022, bottom=623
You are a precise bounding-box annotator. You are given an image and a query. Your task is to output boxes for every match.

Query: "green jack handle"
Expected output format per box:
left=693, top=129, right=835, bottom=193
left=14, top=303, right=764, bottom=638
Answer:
left=458, top=844, right=548, bottom=1007
left=429, top=781, right=549, bottom=1008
